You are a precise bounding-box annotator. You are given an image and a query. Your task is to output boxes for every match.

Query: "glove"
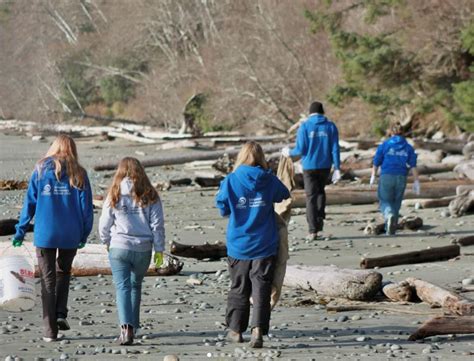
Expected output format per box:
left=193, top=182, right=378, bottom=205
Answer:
left=369, top=174, right=376, bottom=186
left=12, top=238, right=23, bottom=247
left=154, top=252, right=163, bottom=268
left=413, top=180, right=421, bottom=195
left=78, top=242, right=86, bottom=249
left=281, top=147, right=291, bottom=158
left=332, top=169, right=341, bottom=184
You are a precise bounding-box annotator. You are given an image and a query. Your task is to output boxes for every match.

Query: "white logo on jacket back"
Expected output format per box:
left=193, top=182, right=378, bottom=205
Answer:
left=237, top=197, right=247, bottom=209
left=236, top=196, right=266, bottom=209
left=41, top=184, right=51, bottom=196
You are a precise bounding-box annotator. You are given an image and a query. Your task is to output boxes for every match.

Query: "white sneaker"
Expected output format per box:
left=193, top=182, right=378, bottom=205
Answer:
left=42, top=334, right=64, bottom=342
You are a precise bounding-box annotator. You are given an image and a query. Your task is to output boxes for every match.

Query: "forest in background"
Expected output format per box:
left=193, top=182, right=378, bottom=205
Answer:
left=0, top=0, right=472, bottom=136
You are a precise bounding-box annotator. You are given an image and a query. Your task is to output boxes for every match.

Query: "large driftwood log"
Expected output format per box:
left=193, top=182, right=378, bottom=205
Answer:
left=363, top=216, right=423, bottom=235
left=351, top=163, right=456, bottom=179
left=283, top=265, right=382, bottom=301
left=406, top=277, right=474, bottom=316
left=94, top=143, right=290, bottom=171
left=361, top=245, right=460, bottom=269
left=382, top=281, right=415, bottom=302
left=414, top=139, right=465, bottom=154
left=0, top=243, right=182, bottom=277
left=170, top=241, right=227, bottom=260
left=449, top=190, right=474, bottom=217
left=402, top=196, right=456, bottom=208
left=0, top=219, right=33, bottom=236
left=457, top=235, right=474, bottom=247
left=408, top=316, right=474, bottom=341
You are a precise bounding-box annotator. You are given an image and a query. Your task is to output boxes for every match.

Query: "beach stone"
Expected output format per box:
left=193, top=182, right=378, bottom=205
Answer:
left=59, top=354, right=69, bottom=360
left=337, top=316, right=348, bottom=323
left=356, top=336, right=368, bottom=342
left=74, top=284, right=87, bottom=291
left=391, top=344, right=401, bottom=351
left=422, top=346, right=432, bottom=354
left=163, top=355, right=179, bottom=361
left=462, top=278, right=474, bottom=286
left=351, top=314, right=361, bottom=321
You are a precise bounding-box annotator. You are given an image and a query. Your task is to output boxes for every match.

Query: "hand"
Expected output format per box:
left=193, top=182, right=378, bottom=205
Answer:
left=413, top=180, right=421, bottom=195
left=78, top=242, right=86, bottom=249
left=12, top=238, right=23, bottom=247
left=281, top=147, right=290, bottom=158
left=369, top=174, right=376, bottom=186
left=332, top=169, right=341, bottom=184
left=154, top=252, right=163, bottom=268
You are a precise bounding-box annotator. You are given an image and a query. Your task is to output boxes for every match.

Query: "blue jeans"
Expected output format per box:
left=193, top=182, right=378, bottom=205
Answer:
left=109, top=248, right=151, bottom=329
left=378, top=174, right=407, bottom=233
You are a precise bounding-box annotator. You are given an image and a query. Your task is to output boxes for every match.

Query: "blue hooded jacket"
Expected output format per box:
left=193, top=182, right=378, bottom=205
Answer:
left=15, top=158, right=94, bottom=249
left=215, top=165, right=290, bottom=260
left=373, top=136, right=417, bottom=176
left=289, top=114, right=340, bottom=170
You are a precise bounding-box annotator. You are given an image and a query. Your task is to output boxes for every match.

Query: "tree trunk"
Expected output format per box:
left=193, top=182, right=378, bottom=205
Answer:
left=360, top=245, right=460, bottom=269
left=408, top=316, right=474, bottom=341
left=283, top=265, right=382, bottom=301
left=0, top=219, right=33, bottom=236
left=383, top=281, right=415, bottom=302
left=170, top=241, right=227, bottom=260
left=406, top=277, right=474, bottom=316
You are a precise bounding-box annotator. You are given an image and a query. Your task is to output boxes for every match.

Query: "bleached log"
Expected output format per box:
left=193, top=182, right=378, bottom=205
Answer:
left=352, top=163, right=456, bottom=179
left=283, top=265, right=382, bottom=301
left=107, top=131, right=157, bottom=144
left=449, top=190, right=474, bottom=217
left=454, top=160, right=474, bottom=180
left=382, top=281, right=414, bottom=302
left=414, top=139, right=465, bottom=154
left=360, top=245, right=460, bottom=269
left=406, top=277, right=474, bottom=316
left=402, top=196, right=456, bottom=208
left=409, top=316, right=474, bottom=341
left=457, top=185, right=474, bottom=196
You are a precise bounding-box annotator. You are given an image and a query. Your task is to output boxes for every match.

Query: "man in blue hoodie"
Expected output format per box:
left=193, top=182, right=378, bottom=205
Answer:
left=282, top=101, right=341, bottom=240
left=370, top=122, right=420, bottom=235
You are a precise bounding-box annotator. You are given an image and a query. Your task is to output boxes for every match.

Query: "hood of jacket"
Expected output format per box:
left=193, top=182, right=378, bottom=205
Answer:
left=387, top=135, right=408, bottom=150
left=307, top=113, right=328, bottom=125
left=234, top=165, right=273, bottom=192
left=120, top=177, right=134, bottom=196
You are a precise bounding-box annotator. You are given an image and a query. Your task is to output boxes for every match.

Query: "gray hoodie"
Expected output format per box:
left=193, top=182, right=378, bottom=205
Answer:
left=98, top=178, right=165, bottom=252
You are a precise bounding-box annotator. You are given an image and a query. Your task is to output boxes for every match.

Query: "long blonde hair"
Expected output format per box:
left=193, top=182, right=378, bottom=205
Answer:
left=108, top=157, right=159, bottom=208
left=234, top=141, right=268, bottom=170
left=38, top=134, right=86, bottom=189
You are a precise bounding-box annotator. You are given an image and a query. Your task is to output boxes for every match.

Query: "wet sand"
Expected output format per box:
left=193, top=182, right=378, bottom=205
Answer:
left=1, top=133, right=473, bottom=360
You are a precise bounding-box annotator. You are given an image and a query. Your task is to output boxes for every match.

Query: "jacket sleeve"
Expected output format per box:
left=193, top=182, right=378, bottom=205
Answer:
left=407, top=145, right=417, bottom=168
left=373, top=143, right=385, bottom=167
left=215, top=178, right=231, bottom=217
left=289, top=123, right=308, bottom=157
left=80, top=174, right=94, bottom=243
left=14, top=169, right=39, bottom=240
left=331, top=124, right=341, bottom=170
left=273, top=177, right=291, bottom=203
left=98, top=197, right=114, bottom=246
left=149, top=199, right=166, bottom=252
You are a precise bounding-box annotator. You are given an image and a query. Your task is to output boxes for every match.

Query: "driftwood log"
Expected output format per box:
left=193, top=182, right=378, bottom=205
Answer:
left=0, top=243, right=182, bottom=277
left=402, top=196, right=456, bottom=209
left=409, top=316, right=474, bottom=341
left=0, top=180, right=28, bottom=191
left=170, top=241, right=227, bottom=260
left=449, top=190, right=474, bottom=217
left=351, top=163, right=456, bottom=179
left=414, top=139, right=465, bottom=154
left=360, top=245, right=460, bottom=269
left=382, top=281, right=415, bottom=302
left=0, top=219, right=33, bottom=236
left=363, top=216, right=423, bottom=235
left=94, top=143, right=290, bottom=171
left=457, top=235, right=474, bottom=247
left=283, top=265, right=382, bottom=301
left=406, top=277, right=474, bottom=316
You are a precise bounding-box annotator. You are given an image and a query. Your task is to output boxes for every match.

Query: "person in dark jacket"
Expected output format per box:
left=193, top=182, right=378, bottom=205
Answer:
left=13, top=134, right=93, bottom=342
left=282, top=101, right=340, bottom=240
left=370, top=122, right=420, bottom=235
left=216, top=141, right=290, bottom=348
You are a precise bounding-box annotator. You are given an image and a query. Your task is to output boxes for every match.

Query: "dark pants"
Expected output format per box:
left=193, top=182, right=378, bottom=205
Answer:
left=226, top=256, right=275, bottom=335
left=303, top=169, right=330, bottom=233
left=36, top=247, right=77, bottom=338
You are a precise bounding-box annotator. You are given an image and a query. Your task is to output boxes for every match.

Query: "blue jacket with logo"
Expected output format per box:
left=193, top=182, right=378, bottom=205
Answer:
left=289, top=114, right=341, bottom=170
left=373, top=136, right=417, bottom=176
left=15, top=158, right=94, bottom=249
left=215, top=165, right=290, bottom=260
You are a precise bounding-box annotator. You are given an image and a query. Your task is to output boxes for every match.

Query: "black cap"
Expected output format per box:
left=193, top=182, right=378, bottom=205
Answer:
left=309, top=101, right=324, bottom=115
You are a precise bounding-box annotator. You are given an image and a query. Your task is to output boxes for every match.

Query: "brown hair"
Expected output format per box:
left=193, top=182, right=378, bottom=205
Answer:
left=234, top=141, right=268, bottom=170
left=107, top=157, right=159, bottom=208
left=38, top=134, right=86, bottom=189
left=390, top=122, right=403, bottom=136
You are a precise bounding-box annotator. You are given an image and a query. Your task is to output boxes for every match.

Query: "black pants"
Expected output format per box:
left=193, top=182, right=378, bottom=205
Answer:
left=226, top=256, right=275, bottom=335
left=36, top=247, right=77, bottom=338
left=303, top=169, right=330, bottom=233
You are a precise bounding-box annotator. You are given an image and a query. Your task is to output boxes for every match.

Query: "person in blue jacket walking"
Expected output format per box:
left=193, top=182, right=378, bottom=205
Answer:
left=370, top=122, right=420, bottom=235
left=282, top=101, right=341, bottom=240
left=216, top=141, right=290, bottom=348
left=13, top=134, right=93, bottom=342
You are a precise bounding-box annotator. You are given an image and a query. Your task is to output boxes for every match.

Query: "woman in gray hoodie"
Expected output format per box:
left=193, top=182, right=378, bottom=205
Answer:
left=99, top=157, right=165, bottom=345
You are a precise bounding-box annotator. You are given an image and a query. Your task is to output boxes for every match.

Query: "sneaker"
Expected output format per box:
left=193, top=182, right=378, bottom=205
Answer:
left=118, top=324, right=134, bottom=346
left=249, top=327, right=263, bottom=348
left=387, top=215, right=396, bottom=235
left=42, top=334, right=64, bottom=342
left=226, top=329, right=243, bottom=343
left=305, top=233, right=318, bottom=241
left=57, top=318, right=70, bottom=331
